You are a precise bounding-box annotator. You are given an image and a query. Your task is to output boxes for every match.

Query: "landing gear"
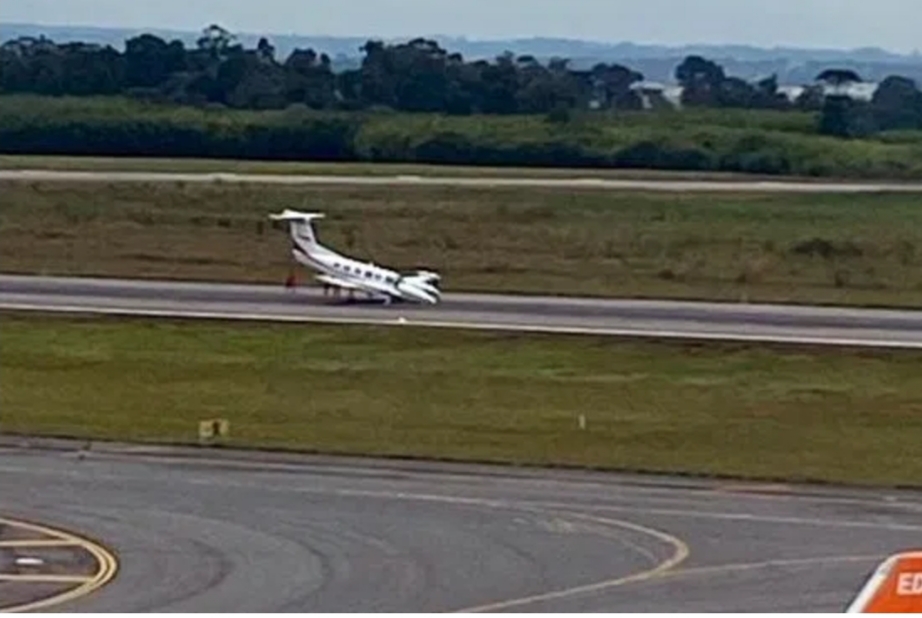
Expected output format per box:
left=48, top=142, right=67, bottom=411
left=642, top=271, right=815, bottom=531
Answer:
left=320, top=283, right=347, bottom=304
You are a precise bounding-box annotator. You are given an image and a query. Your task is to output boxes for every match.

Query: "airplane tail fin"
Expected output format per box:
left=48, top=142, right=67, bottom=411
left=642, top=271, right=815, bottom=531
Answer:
left=269, top=209, right=325, bottom=250
left=846, top=550, right=922, bottom=613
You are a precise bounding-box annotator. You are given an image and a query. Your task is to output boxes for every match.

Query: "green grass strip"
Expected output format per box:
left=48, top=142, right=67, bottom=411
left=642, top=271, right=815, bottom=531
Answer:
left=2, top=313, right=920, bottom=487
left=4, top=180, right=922, bottom=308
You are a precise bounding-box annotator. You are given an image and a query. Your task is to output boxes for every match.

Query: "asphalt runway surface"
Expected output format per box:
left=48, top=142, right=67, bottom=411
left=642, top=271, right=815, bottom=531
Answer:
left=5, top=168, right=922, bottom=192
left=1, top=440, right=920, bottom=612
left=4, top=274, right=922, bottom=349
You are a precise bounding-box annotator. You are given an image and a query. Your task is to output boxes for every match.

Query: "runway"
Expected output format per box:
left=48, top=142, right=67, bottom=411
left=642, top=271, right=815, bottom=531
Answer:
left=4, top=274, right=922, bottom=348
left=4, top=168, right=922, bottom=192
left=0, top=439, right=920, bottom=612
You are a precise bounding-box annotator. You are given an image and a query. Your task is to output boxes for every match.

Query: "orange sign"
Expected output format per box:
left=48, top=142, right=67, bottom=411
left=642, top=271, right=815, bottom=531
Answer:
left=848, top=551, right=922, bottom=613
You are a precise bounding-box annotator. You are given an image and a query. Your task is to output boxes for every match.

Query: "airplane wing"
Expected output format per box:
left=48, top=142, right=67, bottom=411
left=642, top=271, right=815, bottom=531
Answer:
left=315, top=274, right=398, bottom=298
left=315, top=274, right=364, bottom=291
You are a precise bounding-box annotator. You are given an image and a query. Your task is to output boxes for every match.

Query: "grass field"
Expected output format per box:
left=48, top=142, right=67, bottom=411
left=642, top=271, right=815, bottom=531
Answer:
left=2, top=312, right=920, bottom=487
left=3, top=178, right=922, bottom=307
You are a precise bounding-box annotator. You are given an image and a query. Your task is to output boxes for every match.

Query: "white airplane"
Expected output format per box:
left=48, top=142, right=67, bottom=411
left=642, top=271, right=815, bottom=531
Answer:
left=268, top=209, right=442, bottom=305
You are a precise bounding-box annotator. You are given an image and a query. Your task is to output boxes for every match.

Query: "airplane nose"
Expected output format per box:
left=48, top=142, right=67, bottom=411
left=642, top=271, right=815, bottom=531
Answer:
left=396, top=279, right=440, bottom=304
left=406, top=286, right=438, bottom=304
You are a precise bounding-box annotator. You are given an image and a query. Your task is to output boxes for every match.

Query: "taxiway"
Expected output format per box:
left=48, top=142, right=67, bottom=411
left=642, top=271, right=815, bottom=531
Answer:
left=0, top=440, right=919, bottom=612
left=4, top=168, right=922, bottom=192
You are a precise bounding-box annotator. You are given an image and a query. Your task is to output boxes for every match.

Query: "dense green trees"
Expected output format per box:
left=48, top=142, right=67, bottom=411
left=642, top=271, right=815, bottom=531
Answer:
left=5, top=24, right=922, bottom=132
left=6, top=24, right=916, bottom=122
left=0, top=25, right=648, bottom=115
left=6, top=94, right=922, bottom=179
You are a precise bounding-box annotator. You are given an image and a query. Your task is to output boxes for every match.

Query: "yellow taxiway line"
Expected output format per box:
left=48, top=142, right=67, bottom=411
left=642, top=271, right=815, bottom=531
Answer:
left=0, top=516, right=118, bottom=613
left=0, top=574, right=93, bottom=583
left=0, top=539, right=81, bottom=548
left=454, top=510, right=690, bottom=612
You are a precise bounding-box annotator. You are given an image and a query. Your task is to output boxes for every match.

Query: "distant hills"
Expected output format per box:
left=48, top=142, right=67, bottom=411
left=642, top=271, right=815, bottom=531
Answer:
left=4, top=21, right=922, bottom=85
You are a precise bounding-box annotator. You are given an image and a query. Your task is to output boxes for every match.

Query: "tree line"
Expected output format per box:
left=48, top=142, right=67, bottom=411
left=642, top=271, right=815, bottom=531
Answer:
left=1, top=24, right=643, bottom=115
left=3, top=24, right=922, bottom=138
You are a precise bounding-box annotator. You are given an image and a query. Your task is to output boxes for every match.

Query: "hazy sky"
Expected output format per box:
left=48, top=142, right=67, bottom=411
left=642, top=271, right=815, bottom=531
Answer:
left=3, top=0, right=920, bottom=53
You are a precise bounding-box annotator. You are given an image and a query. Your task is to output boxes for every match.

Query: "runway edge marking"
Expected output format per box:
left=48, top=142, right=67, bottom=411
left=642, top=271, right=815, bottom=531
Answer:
left=0, top=516, right=118, bottom=613
left=3, top=302, right=922, bottom=350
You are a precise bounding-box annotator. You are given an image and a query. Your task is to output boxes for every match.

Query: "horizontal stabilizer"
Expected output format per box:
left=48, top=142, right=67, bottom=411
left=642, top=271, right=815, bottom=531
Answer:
left=413, top=270, right=441, bottom=281
left=269, top=209, right=325, bottom=222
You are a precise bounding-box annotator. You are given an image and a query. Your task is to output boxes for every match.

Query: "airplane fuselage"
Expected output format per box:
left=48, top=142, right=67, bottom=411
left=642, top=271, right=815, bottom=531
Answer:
left=295, top=244, right=440, bottom=304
